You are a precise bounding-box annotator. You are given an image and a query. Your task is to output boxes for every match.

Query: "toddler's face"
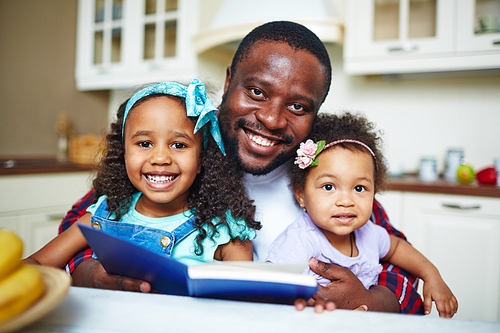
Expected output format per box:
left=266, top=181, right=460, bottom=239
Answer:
left=294, top=146, right=375, bottom=244
left=123, top=95, right=202, bottom=217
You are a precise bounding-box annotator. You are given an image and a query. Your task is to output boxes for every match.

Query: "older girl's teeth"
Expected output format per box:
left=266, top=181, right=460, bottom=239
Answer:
left=247, top=132, right=275, bottom=147
left=147, top=175, right=174, bottom=183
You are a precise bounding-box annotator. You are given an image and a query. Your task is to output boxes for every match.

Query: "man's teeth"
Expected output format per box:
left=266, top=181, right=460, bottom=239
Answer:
left=147, top=175, right=174, bottom=183
left=247, top=132, right=276, bottom=147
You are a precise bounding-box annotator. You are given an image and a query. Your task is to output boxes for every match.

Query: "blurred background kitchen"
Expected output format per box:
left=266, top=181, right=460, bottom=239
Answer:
left=1, top=0, right=499, bottom=323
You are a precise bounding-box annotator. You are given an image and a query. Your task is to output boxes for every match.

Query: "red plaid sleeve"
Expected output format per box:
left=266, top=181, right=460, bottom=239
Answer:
left=59, top=189, right=96, bottom=274
left=372, top=199, right=424, bottom=314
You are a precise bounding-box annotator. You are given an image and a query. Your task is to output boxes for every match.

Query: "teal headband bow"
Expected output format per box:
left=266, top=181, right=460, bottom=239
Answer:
left=122, top=79, right=225, bottom=155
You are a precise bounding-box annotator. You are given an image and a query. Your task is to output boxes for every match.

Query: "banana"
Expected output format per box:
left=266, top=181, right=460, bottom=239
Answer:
left=0, top=230, right=23, bottom=280
left=0, top=264, right=45, bottom=324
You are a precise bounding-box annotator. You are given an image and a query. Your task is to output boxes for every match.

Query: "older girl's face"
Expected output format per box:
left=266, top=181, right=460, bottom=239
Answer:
left=123, top=96, right=202, bottom=217
left=294, top=147, right=375, bottom=248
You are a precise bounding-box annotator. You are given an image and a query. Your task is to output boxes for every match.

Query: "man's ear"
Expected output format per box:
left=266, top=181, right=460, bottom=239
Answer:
left=293, top=188, right=306, bottom=210
left=223, top=66, right=231, bottom=97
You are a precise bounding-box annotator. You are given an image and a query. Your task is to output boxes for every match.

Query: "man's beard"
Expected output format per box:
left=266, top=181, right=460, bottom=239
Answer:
left=219, top=107, right=294, bottom=176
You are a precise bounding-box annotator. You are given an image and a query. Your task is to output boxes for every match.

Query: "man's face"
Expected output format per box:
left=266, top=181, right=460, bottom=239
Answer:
left=219, top=42, right=327, bottom=175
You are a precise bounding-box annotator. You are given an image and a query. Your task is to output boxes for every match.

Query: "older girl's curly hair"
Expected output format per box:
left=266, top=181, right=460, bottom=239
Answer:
left=288, top=112, right=387, bottom=194
left=93, top=95, right=261, bottom=255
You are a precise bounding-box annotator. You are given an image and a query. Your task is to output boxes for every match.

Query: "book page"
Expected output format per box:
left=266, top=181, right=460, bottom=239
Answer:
left=187, top=262, right=317, bottom=286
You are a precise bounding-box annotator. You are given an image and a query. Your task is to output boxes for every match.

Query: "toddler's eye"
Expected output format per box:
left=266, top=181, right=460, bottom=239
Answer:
left=322, top=184, right=335, bottom=191
left=138, top=141, right=152, bottom=148
left=354, top=185, right=366, bottom=193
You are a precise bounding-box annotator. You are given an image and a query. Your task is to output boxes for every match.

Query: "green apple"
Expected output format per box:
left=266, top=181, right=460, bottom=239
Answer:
left=456, top=164, right=475, bottom=184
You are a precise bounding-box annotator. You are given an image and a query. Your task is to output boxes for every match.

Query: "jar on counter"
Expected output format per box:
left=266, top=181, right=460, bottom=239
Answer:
left=419, top=157, right=438, bottom=182
left=444, top=148, right=464, bottom=182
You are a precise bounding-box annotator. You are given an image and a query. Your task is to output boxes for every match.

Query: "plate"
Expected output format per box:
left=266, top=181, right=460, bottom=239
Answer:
left=0, top=265, right=71, bottom=333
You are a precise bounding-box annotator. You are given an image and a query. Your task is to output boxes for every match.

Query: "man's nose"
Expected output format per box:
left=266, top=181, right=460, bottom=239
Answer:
left=255, top=102, right=287, bottom=131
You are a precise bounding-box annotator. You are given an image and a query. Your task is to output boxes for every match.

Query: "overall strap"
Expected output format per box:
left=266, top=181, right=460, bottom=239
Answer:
left=93, top=199, right=112, bottom=219
left=170, top=215, right=197, bottom=246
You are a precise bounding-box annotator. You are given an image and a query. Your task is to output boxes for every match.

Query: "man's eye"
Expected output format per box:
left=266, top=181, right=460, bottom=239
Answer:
left=250, top=88, right=263, bottom=97
left=322, top=184, right=335, bottom=191
left=138, top=141, right=152, bottom=148
left=354, top=185, right=366, bottom=193
left=171, top=142, right=187, bottom=149
left=289, top=103, right=304, bottom=113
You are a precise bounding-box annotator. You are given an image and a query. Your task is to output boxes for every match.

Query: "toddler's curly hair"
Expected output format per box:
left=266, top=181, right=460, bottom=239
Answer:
left=93, top=95, right=261, bottom=255
left=289, top=112, right=388, bottom=194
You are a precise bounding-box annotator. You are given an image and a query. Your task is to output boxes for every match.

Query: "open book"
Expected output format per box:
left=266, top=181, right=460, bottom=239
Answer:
left=78, top=224, right=318, bottom=304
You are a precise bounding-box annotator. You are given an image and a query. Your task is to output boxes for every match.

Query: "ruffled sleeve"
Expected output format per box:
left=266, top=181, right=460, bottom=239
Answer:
left=86, top=195, right=107, bottom=215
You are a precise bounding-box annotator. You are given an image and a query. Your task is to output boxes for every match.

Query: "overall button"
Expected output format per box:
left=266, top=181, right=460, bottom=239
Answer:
left=160, top=236, right=171, bottom=248
left=91, top=222, right=101, bottom=230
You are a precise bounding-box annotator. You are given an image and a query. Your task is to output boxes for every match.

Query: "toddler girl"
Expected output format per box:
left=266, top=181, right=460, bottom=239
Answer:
left=267, top=113, right=457, bottom=317
left=26, top=79, right=261, bottom=268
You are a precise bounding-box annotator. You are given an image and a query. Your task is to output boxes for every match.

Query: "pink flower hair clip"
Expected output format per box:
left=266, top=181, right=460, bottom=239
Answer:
left=294, top=139, right=378, bottom=169
left=294, top=139, right=326, bottom=169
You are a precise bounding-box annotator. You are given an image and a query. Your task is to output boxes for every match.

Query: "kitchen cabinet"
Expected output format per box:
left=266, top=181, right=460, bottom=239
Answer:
left=75, top=0, right=199, bottom=91
left=376, top=190, right=500, bottom=322
left=0, top=172, right=93, bottom=257
left=344, top=0, right=500, bottom=75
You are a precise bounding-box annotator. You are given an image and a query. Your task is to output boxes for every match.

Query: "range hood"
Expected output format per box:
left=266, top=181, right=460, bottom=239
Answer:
left=193, top=0, right=344, bottom=54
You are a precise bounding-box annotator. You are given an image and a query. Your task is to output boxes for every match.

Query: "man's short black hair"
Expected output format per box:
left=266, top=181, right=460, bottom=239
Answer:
left=230, top=21, right=332, bottom=101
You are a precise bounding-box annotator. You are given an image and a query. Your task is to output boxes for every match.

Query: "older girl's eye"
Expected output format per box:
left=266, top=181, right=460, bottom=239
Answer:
left=138, top=141, right=152, bottom=148
left=322, top=184, right=335, bottom=191
left=171, top=142, right=187, bottom=149
left=354, top=185, right=366, bottom=193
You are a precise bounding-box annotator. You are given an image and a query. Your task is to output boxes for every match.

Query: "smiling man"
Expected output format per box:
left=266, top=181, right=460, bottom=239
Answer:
left=59, top=21, right=423, bottom=314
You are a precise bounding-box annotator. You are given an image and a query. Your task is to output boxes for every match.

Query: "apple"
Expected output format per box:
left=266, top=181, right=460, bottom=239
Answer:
left=456, top=164, right=475, bottom=184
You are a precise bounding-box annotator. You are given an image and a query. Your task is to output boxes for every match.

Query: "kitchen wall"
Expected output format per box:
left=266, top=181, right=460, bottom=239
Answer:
left=0, top=0, right=109, bottom=157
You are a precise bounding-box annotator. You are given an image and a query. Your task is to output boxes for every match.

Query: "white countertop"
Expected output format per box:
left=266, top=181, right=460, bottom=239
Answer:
left=17, top=287, right=500, bottom=333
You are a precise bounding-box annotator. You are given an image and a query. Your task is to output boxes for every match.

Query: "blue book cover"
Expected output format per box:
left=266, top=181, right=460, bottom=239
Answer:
left=78, top=224, right=318, bottom=304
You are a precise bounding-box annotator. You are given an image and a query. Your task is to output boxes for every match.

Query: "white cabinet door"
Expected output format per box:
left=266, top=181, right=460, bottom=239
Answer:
left=456, top=0, right=500, bottom=52
left=344, top=0, right=500, bottom=74
left=76, top=0, right=198, bottom=91
left=344, top=0, right=455, bottom=74
left=402, top=192, right=500, bottom=322
left=374, top=191, right=404, bottom=230
left=347, top=0, right=454, bottom=57
left=18, top=209, right=67, bottom=258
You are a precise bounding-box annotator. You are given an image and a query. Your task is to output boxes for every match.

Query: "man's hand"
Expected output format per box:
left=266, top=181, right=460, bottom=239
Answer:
left=72, top=258, right=151, bottom=292
left=305, top=258, right=400, bottom=313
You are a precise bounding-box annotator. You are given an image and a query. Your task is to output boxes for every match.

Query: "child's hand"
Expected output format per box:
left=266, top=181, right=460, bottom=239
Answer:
left=422, top=276, right=458, bottom=318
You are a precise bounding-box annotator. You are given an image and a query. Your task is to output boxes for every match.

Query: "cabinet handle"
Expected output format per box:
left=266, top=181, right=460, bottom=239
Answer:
left=387, top=44, right=418, bottom=52
left=493, top=39, right=500, bottom=45
left=442, top=203, right=481, bottom=210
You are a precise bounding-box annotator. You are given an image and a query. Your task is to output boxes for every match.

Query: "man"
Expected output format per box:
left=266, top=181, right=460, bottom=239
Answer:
left=60, top=21, right=423, bottom=314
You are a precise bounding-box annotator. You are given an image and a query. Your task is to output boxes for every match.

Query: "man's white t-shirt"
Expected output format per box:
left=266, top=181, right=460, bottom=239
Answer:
left=243, top=161, right=303, bottom=261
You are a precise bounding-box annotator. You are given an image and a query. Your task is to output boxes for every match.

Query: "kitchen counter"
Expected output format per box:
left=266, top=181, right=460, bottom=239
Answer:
left=17, top=287, right=500, bottom=333
left=0, top=157, right=96, bottom=175
left=388, top=175, right=500, bottom=198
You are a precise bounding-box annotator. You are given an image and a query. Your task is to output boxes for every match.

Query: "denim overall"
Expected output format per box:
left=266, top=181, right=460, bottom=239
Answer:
left=90, top=200, right=197, bottom=256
